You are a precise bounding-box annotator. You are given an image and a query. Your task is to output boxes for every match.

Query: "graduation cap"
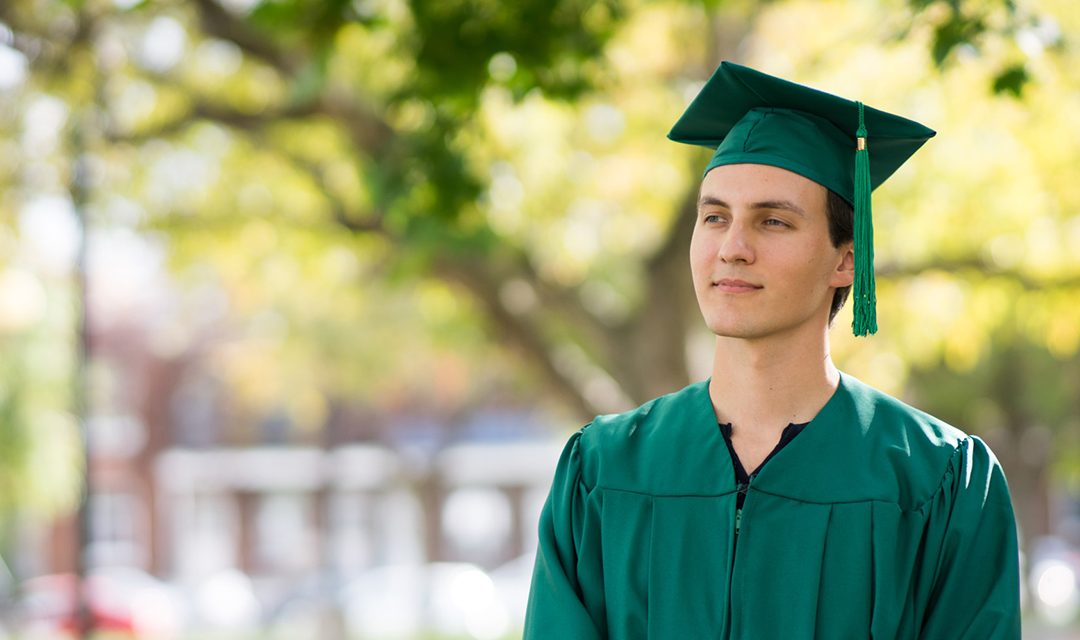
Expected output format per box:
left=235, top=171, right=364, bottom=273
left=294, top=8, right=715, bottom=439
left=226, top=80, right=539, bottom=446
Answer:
left=668, top=61, right=936, bottom=336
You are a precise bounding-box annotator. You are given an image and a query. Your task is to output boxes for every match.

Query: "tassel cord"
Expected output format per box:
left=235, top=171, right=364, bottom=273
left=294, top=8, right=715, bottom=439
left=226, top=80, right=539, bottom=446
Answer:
left=852, top=101, right=877, bottom=336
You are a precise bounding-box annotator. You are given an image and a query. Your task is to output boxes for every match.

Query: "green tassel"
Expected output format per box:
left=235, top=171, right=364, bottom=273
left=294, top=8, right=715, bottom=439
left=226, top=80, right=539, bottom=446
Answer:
left=852, top=101, right=877, bottom=336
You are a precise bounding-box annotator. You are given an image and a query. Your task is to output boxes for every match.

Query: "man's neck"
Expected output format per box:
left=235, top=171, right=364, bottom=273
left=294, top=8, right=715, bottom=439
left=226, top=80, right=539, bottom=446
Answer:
left=708, top=327, right=840, bottom=438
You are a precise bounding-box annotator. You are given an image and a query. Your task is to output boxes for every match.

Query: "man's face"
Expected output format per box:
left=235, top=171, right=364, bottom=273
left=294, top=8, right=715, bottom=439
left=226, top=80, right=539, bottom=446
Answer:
left=689, top=163, right=853, bottom=341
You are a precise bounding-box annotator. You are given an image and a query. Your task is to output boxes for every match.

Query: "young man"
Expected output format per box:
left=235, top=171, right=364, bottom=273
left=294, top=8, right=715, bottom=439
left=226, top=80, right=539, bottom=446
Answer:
left=523, top=62, right=1021, bottom=639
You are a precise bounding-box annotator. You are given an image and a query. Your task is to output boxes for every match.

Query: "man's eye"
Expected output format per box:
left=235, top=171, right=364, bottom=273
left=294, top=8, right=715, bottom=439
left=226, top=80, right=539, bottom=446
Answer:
left=703, top=214, right=724, bottom=224
left=764, top=218, right=790, bottom=228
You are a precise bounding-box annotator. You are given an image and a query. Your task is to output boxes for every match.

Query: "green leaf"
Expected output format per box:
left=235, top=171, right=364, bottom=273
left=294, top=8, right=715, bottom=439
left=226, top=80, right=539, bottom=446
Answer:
left=991, top=63, right=1029, bottom=97
left=931, top=12, right=986, bottom=66
left=907, top=0, right=937, bottom=11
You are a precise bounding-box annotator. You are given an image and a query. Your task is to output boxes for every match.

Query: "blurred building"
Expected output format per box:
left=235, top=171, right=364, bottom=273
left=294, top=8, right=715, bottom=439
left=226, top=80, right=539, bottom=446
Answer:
left=7, top=239, right=564, bottom=610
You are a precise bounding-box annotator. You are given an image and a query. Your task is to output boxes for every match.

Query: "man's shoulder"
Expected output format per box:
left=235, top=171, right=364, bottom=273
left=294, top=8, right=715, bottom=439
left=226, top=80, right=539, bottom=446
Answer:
left=841, top=373, right=969, bottom=451
left=831, top=373, right=986, bottom=508
left=574, top=380, right=722, bottom=494
left=583, top=380, right=709, bottom=439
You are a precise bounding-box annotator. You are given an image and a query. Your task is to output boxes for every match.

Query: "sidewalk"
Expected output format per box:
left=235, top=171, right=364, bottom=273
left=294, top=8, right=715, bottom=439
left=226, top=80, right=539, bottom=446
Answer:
left=1024, top=619, right=1080, bottom=639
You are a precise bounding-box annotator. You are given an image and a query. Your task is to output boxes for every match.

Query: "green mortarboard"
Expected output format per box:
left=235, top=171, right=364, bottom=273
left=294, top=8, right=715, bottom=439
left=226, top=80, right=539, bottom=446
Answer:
left=668, top=61, right=936, bottom=336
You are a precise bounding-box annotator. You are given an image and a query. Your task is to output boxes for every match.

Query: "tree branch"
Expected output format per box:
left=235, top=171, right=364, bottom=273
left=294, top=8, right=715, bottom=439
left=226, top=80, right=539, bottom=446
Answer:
left=877, top=258, right=1080, bottom=291
left=108, top=92, right=394, bottom=158
left=436, top=257, right=602, bottom=422
left=191, top=0, right=299, bottom=75
left=189, top=0, right=394, bottom=155
left=285, top=153, right=388, bottom=234
left=509, top=258, right=621, bottom=365
left=316, top=90, right=396, bottom=159
left=285, top=151, right=611, bottom=417
left=104, top=99, right=316, bottom=143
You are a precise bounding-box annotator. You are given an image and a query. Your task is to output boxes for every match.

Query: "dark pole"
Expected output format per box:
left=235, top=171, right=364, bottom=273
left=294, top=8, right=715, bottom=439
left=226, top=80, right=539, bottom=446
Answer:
left=71, top=86, right=94, bottom=640
left=69, top=9, right=99, bottom=638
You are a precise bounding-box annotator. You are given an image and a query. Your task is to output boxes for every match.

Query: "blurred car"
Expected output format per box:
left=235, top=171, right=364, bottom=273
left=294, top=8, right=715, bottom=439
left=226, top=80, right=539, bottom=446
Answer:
left=260, top=572, right=349, bottom=640
left=262, top=562, right=512, bottom=640
left=15, top=567, right=185, bottom=639
left=183, top=568, right=261, bottom=634
left=344, top=562, right=510, bottom=639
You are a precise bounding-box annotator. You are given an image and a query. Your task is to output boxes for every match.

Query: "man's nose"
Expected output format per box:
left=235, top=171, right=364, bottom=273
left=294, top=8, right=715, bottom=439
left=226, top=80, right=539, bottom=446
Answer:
left=718, top=223, right=755, bottom=264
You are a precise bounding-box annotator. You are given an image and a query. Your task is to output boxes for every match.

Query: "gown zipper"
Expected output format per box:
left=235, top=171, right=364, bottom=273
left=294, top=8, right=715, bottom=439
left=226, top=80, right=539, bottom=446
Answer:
left=729, top=476, right=754, bottom=638
left=734, top=477, right=752, bottom=537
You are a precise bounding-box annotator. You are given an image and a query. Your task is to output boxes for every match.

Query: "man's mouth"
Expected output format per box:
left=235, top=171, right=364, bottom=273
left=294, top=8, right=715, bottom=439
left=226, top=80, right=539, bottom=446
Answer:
left=712, top=278, right=763, bottom=293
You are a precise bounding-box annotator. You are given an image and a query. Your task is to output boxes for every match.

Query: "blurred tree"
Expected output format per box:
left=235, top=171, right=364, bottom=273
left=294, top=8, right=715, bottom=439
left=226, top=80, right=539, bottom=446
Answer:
left=0, top=0, right=1044, bottom=414
left=1, top=0, right=1077, bottom=548
left=0, top=2, right=86, bottom=536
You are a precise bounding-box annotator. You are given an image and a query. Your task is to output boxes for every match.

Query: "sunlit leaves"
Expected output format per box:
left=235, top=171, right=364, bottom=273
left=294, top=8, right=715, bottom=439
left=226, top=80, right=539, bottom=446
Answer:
left=930, top=9, right=986, bottom=65
left=4, top=0, right=1077, bottom=474
left=408, top=0, right=621, bottom=106
left=897, top=0, right=1059, bottom=96
left=992, top=62, right=1029, bottom=96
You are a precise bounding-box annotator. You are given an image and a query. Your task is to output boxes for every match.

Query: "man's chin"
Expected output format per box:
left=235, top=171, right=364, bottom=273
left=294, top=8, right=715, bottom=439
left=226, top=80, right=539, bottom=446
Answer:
left=706, top=315, right=829, bottom=342
left=705, top=321, right=766, bottom=340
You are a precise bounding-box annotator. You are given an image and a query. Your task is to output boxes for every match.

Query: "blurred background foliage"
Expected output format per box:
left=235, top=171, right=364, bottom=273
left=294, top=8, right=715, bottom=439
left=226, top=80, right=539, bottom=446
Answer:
left=0, top=0, right=1078, bottom=559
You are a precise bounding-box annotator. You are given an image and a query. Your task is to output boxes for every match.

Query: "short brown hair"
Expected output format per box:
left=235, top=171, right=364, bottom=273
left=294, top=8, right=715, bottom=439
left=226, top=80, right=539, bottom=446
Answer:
left=825, top=189, right=853, bottom=326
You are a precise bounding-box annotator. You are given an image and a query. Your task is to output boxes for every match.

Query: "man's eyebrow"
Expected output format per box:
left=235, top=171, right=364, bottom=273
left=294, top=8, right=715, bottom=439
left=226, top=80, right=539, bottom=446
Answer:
left=697, top=195, right=728, bottom=209
left=751, top=200, right=806, bottom=217
left=697, top=196, right=806, bottom=218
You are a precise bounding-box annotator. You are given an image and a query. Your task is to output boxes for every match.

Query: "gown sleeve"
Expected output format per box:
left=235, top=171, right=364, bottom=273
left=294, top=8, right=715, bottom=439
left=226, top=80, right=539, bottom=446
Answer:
left=524, top=429, right=604, bottom=639
left=917, top=435, right=1022, bottom=640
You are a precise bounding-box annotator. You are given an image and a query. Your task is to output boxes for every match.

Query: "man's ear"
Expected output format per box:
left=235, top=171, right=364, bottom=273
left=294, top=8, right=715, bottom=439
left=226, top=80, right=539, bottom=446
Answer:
left=830, top=242, right=855, bottom=288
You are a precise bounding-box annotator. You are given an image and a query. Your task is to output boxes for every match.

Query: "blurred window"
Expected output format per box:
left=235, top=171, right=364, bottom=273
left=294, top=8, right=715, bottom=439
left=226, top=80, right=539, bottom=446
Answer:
left=169, top=374, right=222, bottom=447
left=378, top=489, right=425, bottom=565
left=329, top=491, right=374, bottom=574
left=88, top=490, right=144, bottom=567
left=173, top=491, right=237, bottom=579
left=255, top=492, right=316, bottom=573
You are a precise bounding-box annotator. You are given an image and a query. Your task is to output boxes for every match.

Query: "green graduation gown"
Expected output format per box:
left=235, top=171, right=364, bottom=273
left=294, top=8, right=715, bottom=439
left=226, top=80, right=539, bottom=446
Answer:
left=524, top=372, right=1021, bottom=639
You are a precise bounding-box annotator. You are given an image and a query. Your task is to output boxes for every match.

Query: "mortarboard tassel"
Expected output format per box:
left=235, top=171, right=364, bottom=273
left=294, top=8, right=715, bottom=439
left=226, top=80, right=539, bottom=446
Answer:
left=852, top=101, right=877, bottom=336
